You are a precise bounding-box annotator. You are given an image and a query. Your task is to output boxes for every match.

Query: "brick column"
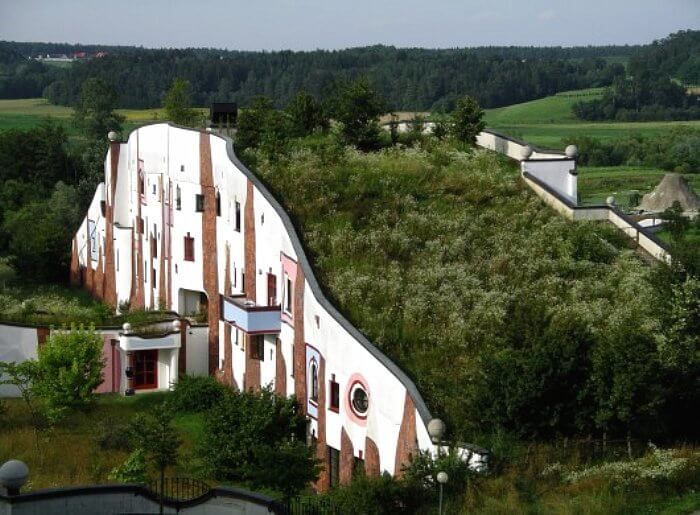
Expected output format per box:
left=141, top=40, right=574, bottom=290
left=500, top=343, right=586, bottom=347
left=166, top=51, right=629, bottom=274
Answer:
left=200, top=132, right=220, bottom=376
left=394, top=392, right=418, bottom=477
left=365, top=437, right=381, bottom=476
left=103, top=140, right=120, bottom=307
left=340, top=427, right=355, bottom=485
left=314, top=355, right=329, bottom=491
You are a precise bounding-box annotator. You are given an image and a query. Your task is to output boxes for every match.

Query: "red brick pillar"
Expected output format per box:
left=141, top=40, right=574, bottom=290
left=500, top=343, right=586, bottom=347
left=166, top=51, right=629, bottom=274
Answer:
left=394, top=392, right=418, bottom=477
left=315, top=355, right=329, bottom=491
left=275, top=338, right=286, bottom=395
left=103, top=139, right=120, bottom=307
left=365, top=437, right=381, bottom=476
left=69, top=238, right=81, bottom=287
left=200, top=133, right=220, bottom=376
left=340, top=427, right=355, bottom=485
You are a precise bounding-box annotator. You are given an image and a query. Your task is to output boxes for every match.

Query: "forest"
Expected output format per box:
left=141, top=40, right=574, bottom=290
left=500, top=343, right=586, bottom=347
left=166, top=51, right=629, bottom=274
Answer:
left=573, top=31, right=700, bottom=121
left=0, top=40, right=631, bottom=110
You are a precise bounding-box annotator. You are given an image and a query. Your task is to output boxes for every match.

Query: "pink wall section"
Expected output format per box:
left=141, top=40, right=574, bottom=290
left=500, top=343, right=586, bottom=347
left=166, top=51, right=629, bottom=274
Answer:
left=95, top=335, right=121, bottom=394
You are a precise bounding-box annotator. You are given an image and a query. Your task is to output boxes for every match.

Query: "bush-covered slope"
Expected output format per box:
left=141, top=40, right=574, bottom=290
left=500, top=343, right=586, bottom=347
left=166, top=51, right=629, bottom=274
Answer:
left=248, top=139, right=698, bottom=442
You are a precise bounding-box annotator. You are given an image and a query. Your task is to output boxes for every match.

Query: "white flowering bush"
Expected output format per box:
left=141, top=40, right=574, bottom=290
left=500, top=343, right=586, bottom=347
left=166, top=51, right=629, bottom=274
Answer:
left=563, top=445, right=700, bottom=491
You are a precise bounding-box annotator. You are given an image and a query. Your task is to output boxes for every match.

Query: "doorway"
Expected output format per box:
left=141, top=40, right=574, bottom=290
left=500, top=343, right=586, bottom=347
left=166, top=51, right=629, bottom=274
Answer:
left=133, top=350, right=158, bottom=389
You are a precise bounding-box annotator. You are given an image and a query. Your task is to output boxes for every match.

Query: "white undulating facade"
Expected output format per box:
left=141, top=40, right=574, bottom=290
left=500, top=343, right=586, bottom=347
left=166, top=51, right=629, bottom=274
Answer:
left=70, top=123, right=471, bottom=489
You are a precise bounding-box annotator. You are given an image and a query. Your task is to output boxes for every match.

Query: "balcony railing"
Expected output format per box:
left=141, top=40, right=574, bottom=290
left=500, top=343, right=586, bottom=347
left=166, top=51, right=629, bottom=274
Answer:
left=221, top=294, right=281, bottom=334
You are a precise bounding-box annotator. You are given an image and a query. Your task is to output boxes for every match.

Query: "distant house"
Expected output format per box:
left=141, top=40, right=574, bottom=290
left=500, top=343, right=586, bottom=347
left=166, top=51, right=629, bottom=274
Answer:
left=210, top=103, right=237, bottom=127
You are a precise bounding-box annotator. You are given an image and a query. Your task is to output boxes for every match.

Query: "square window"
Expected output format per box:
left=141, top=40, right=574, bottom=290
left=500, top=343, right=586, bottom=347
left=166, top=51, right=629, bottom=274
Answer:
left=195, top=194, right=204, bottom=212
left=235, top=201, right=241, bottom=232
left=329, top=379, right=340, bottom=412
left=285, top=277, right=293, bottom=313
left=184, top=234, right=195, bottom=261
left=250, top=335, right=264, bottom=361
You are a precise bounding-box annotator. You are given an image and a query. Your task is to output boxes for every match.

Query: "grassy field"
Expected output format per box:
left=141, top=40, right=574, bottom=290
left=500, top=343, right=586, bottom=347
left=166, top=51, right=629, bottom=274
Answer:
left=0, top=393, right=206, bottom=490
left=0, top=98, right=208, bottom=134
left=484, top=88, right=700, bottom=150
left=484, top=88, right=605, bottom=126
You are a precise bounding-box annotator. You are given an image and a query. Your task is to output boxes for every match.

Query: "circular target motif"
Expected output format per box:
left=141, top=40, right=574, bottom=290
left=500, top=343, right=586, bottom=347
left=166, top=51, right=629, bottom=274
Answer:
left=345, top=374, right=370, bottom=423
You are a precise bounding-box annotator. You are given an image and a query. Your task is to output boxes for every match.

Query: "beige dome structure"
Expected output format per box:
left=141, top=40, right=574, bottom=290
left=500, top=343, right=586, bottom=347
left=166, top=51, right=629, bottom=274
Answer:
left=638, top=173, right=700, bottom=212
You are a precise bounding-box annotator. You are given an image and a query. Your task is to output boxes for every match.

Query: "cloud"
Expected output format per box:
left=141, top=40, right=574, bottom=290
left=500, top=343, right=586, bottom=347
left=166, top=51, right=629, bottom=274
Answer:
left=537, top=9, right=556, bottom=22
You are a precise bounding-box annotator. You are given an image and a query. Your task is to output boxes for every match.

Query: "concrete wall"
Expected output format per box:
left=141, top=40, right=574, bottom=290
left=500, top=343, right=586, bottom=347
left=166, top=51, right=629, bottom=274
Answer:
left=478, top=130, right=671, bottom=264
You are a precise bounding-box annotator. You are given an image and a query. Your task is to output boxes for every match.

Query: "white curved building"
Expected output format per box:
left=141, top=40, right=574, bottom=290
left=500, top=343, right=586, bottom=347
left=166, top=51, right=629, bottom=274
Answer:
left=71, top=123, right=452, bottom=489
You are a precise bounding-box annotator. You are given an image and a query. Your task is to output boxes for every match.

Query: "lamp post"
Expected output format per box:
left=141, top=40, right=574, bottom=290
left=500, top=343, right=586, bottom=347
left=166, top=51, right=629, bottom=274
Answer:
left=437, top=471, right=448, bottom=515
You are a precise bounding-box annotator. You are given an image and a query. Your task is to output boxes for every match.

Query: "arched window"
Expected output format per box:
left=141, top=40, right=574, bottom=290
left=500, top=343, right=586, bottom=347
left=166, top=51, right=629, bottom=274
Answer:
left=216, top=191, right=221, bottom=216
left=309, top=360, right=318, bottom=402
left=175, top=185, right=181, bottom=210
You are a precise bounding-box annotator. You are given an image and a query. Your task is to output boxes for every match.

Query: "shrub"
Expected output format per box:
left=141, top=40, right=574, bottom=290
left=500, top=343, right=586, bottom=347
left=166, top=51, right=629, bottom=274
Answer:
left=563, top=445, right=700, bottom=493
left=95, top=418, right=133, bottom=451
left=170, top=375, right=229, bottom=413
left=327, top=473, right=425, bottom=514
left=108, top=448, right=147, bottom=483
left=199, top=388, right=316, bottom=498
left=33, top=325, right=105, bottom=413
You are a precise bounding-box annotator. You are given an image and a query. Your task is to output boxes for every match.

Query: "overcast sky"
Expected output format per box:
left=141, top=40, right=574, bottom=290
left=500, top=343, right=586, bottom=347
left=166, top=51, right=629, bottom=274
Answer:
left=1, top=0, right=698, bottom=51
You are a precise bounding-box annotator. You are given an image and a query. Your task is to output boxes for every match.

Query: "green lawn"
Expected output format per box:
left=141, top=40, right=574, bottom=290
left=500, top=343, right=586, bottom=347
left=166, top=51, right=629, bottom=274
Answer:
left=0, top=98, right=208, bottom=135
left=484, top=88, right=700, bottom=150
left=0, top=392, right=206, bottom=490
left=484, top=88, right=606, bottom=125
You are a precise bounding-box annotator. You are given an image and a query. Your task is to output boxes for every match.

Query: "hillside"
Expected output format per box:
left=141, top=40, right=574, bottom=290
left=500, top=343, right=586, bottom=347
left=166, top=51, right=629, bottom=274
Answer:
left=484, top=88, right=605, bottom=125
left=247, top=138, right=698, bottom=442
left=0, top=40, right=628, bottom=110
left=483, top=88, right=700, bottom=149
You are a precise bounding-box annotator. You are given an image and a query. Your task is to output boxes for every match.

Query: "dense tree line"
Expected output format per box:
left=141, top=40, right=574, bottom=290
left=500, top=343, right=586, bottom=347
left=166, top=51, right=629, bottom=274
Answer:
left=0, top=78, right=122, bottom=283
left=0, top=45, right=61, bottom=98
left=566, top=127, right=700, bottom=173
left=574, top=31, right=700, bottom=121
left=0, top=40, right=629, bottom=110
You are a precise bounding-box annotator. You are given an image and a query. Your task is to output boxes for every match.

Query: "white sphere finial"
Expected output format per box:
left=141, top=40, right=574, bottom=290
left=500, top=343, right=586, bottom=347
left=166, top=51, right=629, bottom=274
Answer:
left=565, top=144, right=578, bottom=158
left=427, top=418, right=446, bottom=444
left=172, top=319, right=181, bottom=332
left=122, top=322, right=132, bottom=334
left=108, top=131, right=118, bottom=142
left=437, top=471, right=449, bottom=484
left=606, top=196, right=616, bottom=207
left=521, top=145, right=533, bottom=160
left=0, top=460, right=29, bottom=492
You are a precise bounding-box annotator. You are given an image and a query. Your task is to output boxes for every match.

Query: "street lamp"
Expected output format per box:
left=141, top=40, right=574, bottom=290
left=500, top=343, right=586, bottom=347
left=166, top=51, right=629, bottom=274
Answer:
left=437, top=471, right=448, bottom=515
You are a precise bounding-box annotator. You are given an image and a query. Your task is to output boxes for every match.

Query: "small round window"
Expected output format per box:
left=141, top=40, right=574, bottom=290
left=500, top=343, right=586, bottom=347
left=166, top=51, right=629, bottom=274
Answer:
left=350, top=382, right=369, bottom=416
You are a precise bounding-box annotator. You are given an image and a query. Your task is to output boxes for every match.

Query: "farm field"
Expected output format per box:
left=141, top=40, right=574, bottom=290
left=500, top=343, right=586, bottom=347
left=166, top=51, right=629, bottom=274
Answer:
left=0, top=98, right=208, bottom=134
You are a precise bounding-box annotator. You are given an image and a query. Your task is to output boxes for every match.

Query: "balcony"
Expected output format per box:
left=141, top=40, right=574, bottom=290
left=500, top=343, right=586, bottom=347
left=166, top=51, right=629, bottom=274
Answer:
left=221, top=295, right=281, bottom=334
